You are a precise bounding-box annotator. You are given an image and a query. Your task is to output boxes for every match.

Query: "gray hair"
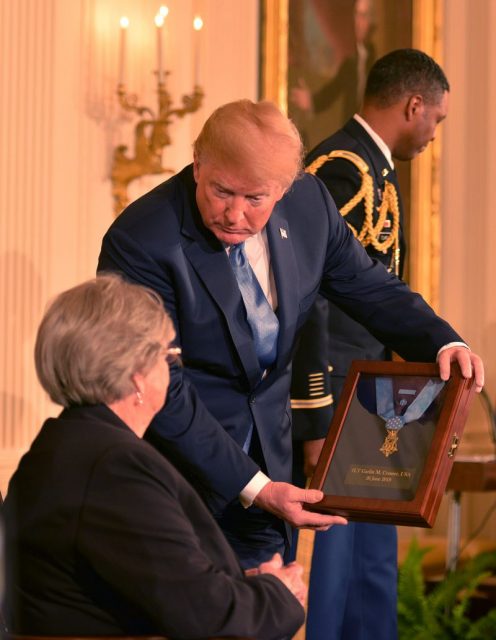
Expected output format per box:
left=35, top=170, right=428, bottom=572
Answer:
left=35, top=274, right=173, bottom=407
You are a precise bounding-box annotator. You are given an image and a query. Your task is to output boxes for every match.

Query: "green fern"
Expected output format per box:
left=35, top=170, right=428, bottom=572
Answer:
left=398, top=540, right=496, bottom=640
left=466, top=607, right=496, bottom=639
left=450, top=570, right=491, bottom=635
left=397, top=538, right=431, bottom=638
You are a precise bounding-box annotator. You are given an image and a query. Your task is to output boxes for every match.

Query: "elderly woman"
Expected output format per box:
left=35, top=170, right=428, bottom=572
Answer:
left=3, top=274, right=305, bottom=638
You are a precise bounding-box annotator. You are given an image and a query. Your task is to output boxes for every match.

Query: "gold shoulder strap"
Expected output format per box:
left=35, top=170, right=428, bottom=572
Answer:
left=306, top=150, right=400, bottom=275
left=306, top=149, right=370, bottom=176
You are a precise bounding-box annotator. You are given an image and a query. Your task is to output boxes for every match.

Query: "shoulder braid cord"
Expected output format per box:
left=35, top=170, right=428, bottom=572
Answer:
left=306, top=150, right=400, bottom=275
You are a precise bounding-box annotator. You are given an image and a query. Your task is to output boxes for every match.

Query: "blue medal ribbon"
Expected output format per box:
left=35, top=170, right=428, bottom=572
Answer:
left=376, top=377, right=445, bottom=432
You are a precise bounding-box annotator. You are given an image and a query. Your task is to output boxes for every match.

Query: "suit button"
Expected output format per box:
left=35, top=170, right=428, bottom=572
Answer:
left=249, top=396, right=256, bottom=405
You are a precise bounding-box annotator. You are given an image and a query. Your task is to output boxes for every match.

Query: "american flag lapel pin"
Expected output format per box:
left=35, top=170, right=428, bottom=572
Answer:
left=279, top=227, right=288, bottom=239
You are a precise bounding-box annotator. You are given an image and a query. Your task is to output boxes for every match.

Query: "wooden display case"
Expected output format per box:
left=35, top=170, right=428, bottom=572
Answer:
left=307, top=361, right=476, bottom=527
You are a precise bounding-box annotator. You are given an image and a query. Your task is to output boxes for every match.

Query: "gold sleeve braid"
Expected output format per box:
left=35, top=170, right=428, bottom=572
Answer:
left=290, top=370, right=333, bottom=410
left=306, top=150, right=401, bottom=275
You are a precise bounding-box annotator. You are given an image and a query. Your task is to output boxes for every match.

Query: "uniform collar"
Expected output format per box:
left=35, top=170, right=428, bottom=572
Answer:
left=353, top=113, right=394, bottom=169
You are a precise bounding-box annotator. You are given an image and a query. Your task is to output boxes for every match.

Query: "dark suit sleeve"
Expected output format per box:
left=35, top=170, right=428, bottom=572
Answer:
left=291, top=165, right=460, bottom=456
left=98, top=227, right=259, bottom=512
left=77, top=444, right=304, bottom=640
left=312, top=177, right=463, bottom=361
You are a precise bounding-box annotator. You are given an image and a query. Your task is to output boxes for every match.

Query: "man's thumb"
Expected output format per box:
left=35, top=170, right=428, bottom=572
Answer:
left=303, top=489, right=324, bottom=504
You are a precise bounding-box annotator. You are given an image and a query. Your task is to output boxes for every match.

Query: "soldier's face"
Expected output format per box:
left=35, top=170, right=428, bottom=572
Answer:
left=395, top=90, right=449, bottom=161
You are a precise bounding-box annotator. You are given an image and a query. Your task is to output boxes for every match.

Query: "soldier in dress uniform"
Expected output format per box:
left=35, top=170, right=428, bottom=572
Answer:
left=290, top=49, right=450, bottom=640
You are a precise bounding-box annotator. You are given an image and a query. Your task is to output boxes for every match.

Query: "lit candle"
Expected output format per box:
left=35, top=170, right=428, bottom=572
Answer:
left=193, top=15, right=203, bottom=86
left=155, top=6, right=169, bottom=84
left=118, top=16, right=129, bottom=85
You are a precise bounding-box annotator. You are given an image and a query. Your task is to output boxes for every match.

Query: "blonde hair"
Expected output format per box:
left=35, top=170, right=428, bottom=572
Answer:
left=194, top=99, right=303, bottom=190
left=35, top=274, right=173, bottom=407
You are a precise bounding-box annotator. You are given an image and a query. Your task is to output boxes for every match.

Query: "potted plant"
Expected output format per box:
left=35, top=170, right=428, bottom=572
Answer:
left=398, top=538, right=496, bottom=639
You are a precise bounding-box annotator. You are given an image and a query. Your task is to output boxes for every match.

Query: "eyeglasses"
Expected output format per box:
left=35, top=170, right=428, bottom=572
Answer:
left=165, top=346, right=182, bottom=367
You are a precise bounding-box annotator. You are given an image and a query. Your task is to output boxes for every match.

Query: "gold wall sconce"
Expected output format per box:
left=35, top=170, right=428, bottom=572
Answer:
left=111, top=8, right=204, bottom=216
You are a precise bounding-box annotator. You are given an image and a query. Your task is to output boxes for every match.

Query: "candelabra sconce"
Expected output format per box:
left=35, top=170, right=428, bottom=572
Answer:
left=111, top=77, right=204, bottom=216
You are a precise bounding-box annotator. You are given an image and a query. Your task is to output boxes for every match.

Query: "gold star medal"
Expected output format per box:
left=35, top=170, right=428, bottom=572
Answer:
left=379, top=416, right=402, bottom=457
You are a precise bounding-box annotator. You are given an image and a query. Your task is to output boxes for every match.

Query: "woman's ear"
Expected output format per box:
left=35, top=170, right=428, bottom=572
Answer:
left=131, top=373, right=145, bottom=396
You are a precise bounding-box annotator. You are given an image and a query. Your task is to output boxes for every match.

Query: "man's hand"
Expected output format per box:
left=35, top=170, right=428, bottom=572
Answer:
left=247, top=553, right=307, bottom=607
left=253, top=481, right=348, bottom=531
left=438, top=346, right=484, bottom=392
left=302, top=438, right=325, bottom=478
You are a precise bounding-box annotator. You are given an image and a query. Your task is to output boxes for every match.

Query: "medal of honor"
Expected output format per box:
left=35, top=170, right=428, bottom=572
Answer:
left=380, top=429, right=399, bottom=457
left=376, top=377, right=445, bottom=457
left=380, top=416, right=403, bottom=456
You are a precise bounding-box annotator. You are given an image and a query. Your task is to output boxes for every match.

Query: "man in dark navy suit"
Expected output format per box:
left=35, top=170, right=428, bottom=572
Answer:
left=290, top=49, right=454, bottom=639
left=98, top=98, right=483, bottom=573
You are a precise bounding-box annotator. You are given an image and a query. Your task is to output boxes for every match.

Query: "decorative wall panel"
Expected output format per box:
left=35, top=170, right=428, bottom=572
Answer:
left=0, top=0, right=56, bottom=489
left=0, top=0, right=259, bottom=495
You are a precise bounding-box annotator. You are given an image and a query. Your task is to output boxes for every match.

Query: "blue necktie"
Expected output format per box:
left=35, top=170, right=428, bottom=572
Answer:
left=229, top=242, right=279, bottom=371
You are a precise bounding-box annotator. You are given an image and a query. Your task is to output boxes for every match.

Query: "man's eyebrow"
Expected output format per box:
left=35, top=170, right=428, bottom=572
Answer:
left=212, top=181, right=267, bottom=198
left=212, top=181, right=233, bottom=193
left=242, top=187, right=270, bottom=199
left=246, top=191, right=268, bottom=198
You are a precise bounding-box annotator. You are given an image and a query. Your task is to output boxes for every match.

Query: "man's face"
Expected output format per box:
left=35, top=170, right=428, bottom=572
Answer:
left=193, top=158, right=285, bottom=245
left=393, top=90, right=449, bottom=161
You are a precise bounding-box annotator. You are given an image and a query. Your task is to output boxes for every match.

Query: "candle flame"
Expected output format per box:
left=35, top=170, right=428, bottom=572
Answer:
left=159, top=6, right=169, bottom=18
left=120, top=16, right=129, bottom=29
left=155, top=14, right=165, bottom=28
left=193, top=16, right=203, bottom=31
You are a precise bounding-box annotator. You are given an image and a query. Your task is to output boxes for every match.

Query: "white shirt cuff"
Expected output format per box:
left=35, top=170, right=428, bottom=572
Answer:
left=239, top=471, right=271, bottom=508
left=437, top=342, right=469, bottom=360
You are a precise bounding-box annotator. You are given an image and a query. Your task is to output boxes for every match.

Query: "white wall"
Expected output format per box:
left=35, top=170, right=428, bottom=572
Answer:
left=0, top=0, right=259, bottom=494
left=396, top=0, right=496, bottom=548
left=441, top=0, right=496, bottom=400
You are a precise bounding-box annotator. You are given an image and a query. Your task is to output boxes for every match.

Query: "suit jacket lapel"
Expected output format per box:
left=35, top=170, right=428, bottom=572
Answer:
left=266, top=202, right=300, bottom=369
left=179, top=171, right=263, bottom=387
